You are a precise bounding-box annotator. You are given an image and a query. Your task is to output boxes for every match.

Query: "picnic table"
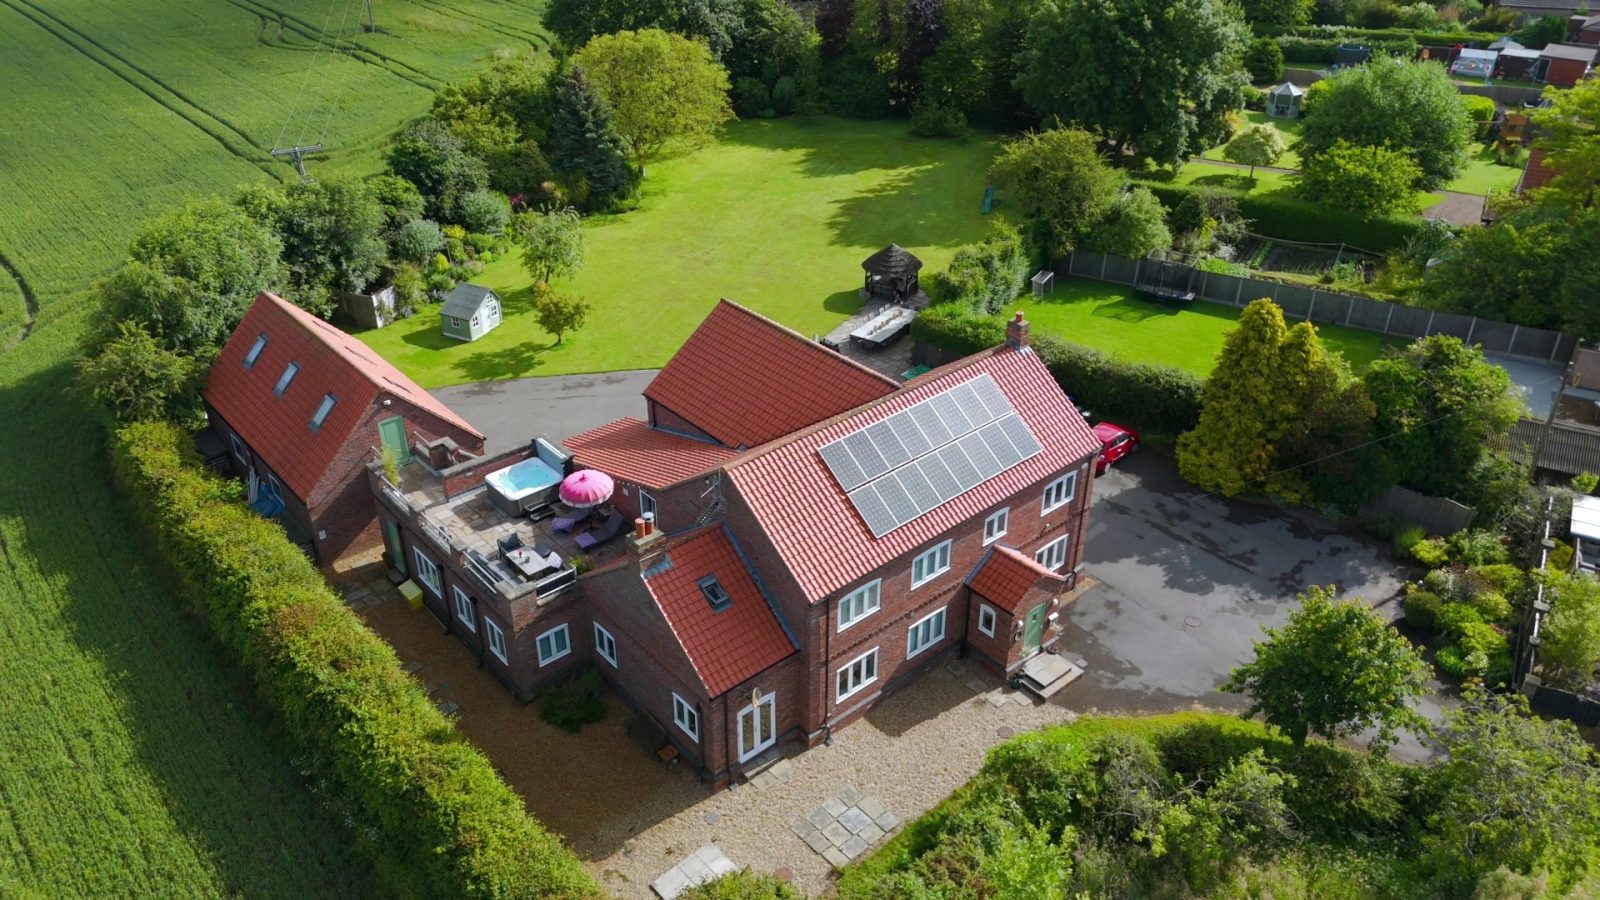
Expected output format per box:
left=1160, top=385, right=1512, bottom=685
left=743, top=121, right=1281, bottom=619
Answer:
left=850, top=306, right=916, bottom=348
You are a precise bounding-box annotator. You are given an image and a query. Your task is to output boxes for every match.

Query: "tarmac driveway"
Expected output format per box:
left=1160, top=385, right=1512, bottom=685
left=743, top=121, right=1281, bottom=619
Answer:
left=1064, top=449, right=1413, bottom=718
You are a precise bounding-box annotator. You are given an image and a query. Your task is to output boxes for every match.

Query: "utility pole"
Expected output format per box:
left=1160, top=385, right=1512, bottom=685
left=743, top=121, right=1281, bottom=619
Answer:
left=270, top=144, right=322, bottom=181
left=365, top=0, right=375, bottom=32
left=1529, top=361, right=1576, bottom=479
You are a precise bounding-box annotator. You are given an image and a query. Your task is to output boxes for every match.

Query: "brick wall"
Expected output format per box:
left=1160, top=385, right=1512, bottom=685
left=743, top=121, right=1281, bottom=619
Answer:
left=441, top=445, right=533, bottom=498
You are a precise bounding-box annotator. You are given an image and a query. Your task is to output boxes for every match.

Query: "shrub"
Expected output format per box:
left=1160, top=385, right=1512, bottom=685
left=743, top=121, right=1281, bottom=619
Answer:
left=77, top=322, right=199, bottom=424
left=821, top=52, right=890, bottom=118
left=1404, top=589, right=1444, bottom=631
left=391, top=218, right=446, bottom=264
left=1447, top=529, right=1510, bottom=566
left=1460, top=94, right=1496, bottom=136
left=1411, top=537, right=1450, bottom=568
left=1572, top=472, right=1599, bottom=495
left=1393, top=524, right=1425, bottom=558
left=536, top=667, right=606, bottom=732
left=680, top=869, right=802, bottom=899
left=1469, top=564, right=1525, bottom=600
left=733, top=77, right=772, bottom=118
left=909, top=97, right=969, bottom=138
left=458, top=189, right=510, bottom=235
left=1548, top=542, right=1575, bottom=572
left=110, top=421, right=598, bottom=899
left=1436, top=643, right=1482, bottom=679
left=1467, top=591, right=1512, bottom=626
left=1245, top=38, right=1285, bottom=83
left=932, top=225, right=1032, bottom=314
left=1437, top=601, right=1484, bottom=636
left=1140, top=180, right=1423, bottom=252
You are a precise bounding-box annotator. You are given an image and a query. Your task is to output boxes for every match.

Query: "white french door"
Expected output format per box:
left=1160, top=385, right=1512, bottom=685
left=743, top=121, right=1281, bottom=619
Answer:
left=736, top=692, right=777, bottom=763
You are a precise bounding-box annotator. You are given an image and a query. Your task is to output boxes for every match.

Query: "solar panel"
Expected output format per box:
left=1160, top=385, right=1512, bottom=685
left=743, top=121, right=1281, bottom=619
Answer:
left=818, top=374, right=1044, bottom=537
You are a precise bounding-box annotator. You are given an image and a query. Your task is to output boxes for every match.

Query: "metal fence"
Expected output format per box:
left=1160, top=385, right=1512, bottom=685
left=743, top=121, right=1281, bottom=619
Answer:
left=1056, top=252, right=1577, bottom=364
left=1362, top=485, right=1475, bottom=536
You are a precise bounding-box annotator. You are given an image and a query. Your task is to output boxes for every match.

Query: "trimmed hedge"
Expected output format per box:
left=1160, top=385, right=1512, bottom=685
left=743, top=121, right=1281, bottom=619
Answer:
left=1141, top=180, right=1425, bottom=253
left=912, top=306, right=1203, bottom=435
left=111, top=421, right=599, bottom=899
left=1255, top=24, right=1501, bottom=46
left=1276, top=35, right=1418, bottom=65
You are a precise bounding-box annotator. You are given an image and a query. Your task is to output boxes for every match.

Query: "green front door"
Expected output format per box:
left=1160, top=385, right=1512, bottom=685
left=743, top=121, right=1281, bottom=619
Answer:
left=378, top=416, right=410, bottom=462
left=1023, top=602, right=1047, bottom=655
left=383, top=519, right=406, bottom=574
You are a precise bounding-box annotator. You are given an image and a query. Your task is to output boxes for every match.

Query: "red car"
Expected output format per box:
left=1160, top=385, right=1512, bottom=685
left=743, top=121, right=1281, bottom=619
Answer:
left=1093, top=422, right=1140, bottom=474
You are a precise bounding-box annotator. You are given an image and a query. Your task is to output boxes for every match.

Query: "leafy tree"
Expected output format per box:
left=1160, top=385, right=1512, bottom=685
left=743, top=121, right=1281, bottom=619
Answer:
left=86, top=198, right=285, bottom=359
left=896, top=0, right=945, bottom=104
left=458, top=190, right=510, bottom=235
left=1083, top=187, right=1171, bottom=259
left=1532, top=76, right=1600, bottom=213
left=392, top=219, right=446, bottom=264
left=1223, top=584, right=1431, bottom=749
left=1362, top=336, right=1520, bottom=498
left=1534, top=570, right=1600, bottom=690
left=1274, top=324, right=1380, bottom=509
left=1416, top=218, right=1568, bottom=329
left=1244, top=37, right=1285, bottom=84
left=989, top=128, right=1122, bottom=255
left=531, top=285, right=592, bottom=345
left=77, top=321, right=198, bottom=423
left=1512, top=14, right=1567, bottom=48
left=263, top=178, right=387, bottom=316
left=429, top=57, right=555, bottom=195
left=1298, top=140, right=1422, bottom=215
left=815, top=0, right=854, bottom=57
left=1396, top=1, right=1441, bottom=28
left=1154, top=749, right=1298, bottom=889
left=365, top=174, right=426, bottom=237
left=572, top=29, right=733, bottom=171
left=1016, top=0, right=1250, bottom=167
left=547, top=66, right=639, bottom=211
left=540, top=0, right=674, bottom=50
left=1294, top=56, right=1471, bottom=189
left=516, top=207, right=586, bottom=286
left=976, top=819, right=1073, bottom=900
left=1240, top=0, right=1314, bottom=26
left=1170, top=188, right=1249, bottom=254
left=1223, top=124, right=1287, bottom=179
left=1425, top=688, right=1600, bottom=892
left=386, top=118, right=491, bottom=222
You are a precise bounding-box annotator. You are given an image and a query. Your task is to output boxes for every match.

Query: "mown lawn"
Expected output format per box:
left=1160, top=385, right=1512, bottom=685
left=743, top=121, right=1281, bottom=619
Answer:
left=1175, top=161, right=1445, bottom=212
left=358, top=116, right=1001, bottom=386
left=999, top=278, right=1396, bottom=377
left=1200, top=109, right=1305, bottom=169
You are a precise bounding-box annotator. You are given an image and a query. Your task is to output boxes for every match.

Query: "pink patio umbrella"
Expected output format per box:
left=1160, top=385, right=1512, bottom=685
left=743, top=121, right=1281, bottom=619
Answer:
left=559, top=469, right=615, bottom=508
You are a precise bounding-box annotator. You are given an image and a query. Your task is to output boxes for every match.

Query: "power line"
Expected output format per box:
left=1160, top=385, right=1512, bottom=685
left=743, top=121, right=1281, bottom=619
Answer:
left=299, top=0, right=357, bottom=150
left=272, top=0, right=342, bottom=153
left=317, top=0, right=363, bottom=146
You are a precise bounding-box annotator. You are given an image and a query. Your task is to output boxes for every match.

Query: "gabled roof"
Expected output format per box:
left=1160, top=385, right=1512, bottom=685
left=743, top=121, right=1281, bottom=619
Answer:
left=204, top=292, right=483, bottom=499
left=725, top=344, right=1102, bottom=604
left=564, top=417, right=737, bottom=490
left=967, top=544, right=1068, bottom=614
left=861, top=244, right=923, bottom=278
left=641, top=526, right=797, bottom=696
left=643, top=300, right=898, bottom=449
left=441, top=283, right=497, bottom=317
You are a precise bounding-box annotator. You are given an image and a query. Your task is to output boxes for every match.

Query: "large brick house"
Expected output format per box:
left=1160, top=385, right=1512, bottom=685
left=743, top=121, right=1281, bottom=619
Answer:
left=369, top=300, right=1101, bottom=788
left=205, top=291, right=486, bottom=562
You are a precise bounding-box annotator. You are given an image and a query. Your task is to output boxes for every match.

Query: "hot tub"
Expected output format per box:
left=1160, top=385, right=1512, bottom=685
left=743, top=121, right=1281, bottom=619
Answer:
left=485, top=456, right=562, bottom=516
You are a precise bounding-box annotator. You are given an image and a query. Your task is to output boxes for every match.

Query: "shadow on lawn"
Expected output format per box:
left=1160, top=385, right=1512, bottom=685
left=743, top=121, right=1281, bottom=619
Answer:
left=826, top=165, right=993, bottom=252
left=721, top=116, right=988, bottom=177
left=449, top=341, right=548, bottom=382
left=824, top=288, right=863, bottom=315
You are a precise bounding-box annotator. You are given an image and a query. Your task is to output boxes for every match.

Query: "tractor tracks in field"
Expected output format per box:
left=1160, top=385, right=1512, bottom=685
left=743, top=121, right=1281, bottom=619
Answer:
left=405, top=0, right=549, bottom=48
left=0, top=0, right=281, bottom=180
left=0, top=247, right=39, bottom=351
left=226, top=0, right=444, bottom=91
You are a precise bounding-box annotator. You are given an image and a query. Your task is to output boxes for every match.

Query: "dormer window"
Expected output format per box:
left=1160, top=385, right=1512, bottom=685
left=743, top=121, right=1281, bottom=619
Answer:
left=243, top=334, right=268, bottom=368
left=309, top=393, right=336, bottom=431
left=273, top=362, right=300, bottom=397
left=699, top=576, right=731, bottom=612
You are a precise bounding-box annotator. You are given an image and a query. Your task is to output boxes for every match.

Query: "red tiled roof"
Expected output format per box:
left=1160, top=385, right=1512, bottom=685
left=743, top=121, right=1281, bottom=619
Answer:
left=968, top=545, right=1066, bottom=614
left=204, top=292, right=482, bottom=499
left=564, top=418, right=737, bottom=490
left=726, top=345, right=1102, bottom=603
left=643, top=526, right=796, bottom=696
left=1518, top=147, right=1560, bottom=195
left=643, top=300, right=898, bottom=449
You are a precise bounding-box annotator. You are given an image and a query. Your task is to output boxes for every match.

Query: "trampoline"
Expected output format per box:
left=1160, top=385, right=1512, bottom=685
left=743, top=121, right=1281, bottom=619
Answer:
left=1135, top=253, right=1198, bottom=304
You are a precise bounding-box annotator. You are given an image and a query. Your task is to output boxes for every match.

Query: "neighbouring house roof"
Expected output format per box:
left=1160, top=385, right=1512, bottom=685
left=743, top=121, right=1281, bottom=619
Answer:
left=205, top=292, right=483, bottom=500
left=441, top=283, right=496, bottom=318
left=1519, top=147, right=1560, bottom=194
left=1541, top=43, right=1599, bottom=62
left=1584, top=14, right=1600, bottom=29
left=1490, top=38, right=1526, bottom=50
left=861, top=244, right=923, bottom=278
left=967, top=545, right=1067, bottom=614
left=1501, top=418, right=1600, bottom=476
left=564, top=417, right=738, bottom=490
left=1569, top=347, right=1600, bottom=391
left=1501, top=46, right=1545, bottom=59
left=1270, top=81, right=1304, bottom=97
left=725, top=344, right=1102, bottom=604
left=641, top=525, right=797, bottom=697
left=643, top=299, right=899, bottom=449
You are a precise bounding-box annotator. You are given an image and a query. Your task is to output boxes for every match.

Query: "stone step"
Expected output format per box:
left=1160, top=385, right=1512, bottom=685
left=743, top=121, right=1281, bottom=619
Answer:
left=1016, top=652, right=1083, bottom=701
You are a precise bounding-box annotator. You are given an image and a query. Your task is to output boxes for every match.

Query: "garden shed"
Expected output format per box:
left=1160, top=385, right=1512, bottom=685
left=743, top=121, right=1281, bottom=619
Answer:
left=1538, top=43, right=1597, bottom=87
left=440, top=283, right=504, bottom=343
left=1267, top=82, right=1304, bottom=118
left=1495, top=46, right=1544, bottom=80
left=862, top=244, right=923, bottom=302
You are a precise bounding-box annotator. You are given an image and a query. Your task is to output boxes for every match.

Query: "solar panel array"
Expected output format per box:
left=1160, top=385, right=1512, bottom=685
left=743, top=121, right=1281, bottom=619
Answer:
left=817, top=374, right=1043, bottom=537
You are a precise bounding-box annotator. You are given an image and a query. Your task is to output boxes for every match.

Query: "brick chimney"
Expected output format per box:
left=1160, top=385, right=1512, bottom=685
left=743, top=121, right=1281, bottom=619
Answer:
left=1005, top=311, right=1030, bottom=349
left=628, top=512, right=664, bottom=571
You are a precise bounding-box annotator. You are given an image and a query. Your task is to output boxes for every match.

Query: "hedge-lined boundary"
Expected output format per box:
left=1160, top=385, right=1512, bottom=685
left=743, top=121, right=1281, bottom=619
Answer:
left=1254, top=24, right=1502, bottom=46
left=1141, top=181, right=1425, bottom=253
left=914, top=306, right=1203, bottom=435
left=110, top=421, right=599, bottom=899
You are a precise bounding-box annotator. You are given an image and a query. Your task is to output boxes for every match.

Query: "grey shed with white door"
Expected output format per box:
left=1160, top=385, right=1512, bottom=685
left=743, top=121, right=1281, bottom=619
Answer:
left=440, top=283, right=504, bottom=342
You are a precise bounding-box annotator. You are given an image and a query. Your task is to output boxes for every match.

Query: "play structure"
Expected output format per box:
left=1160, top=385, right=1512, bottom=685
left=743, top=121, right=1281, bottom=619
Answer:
left=1134, top=251, right=1198, bottom=304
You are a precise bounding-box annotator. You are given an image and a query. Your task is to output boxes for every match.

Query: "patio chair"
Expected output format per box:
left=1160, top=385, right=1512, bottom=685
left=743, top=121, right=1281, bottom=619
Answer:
left=551, top=507, right=592, bottom=534
left=497, top=532, right=523, bottom=557
left=574, top=511, right=625, bottom=551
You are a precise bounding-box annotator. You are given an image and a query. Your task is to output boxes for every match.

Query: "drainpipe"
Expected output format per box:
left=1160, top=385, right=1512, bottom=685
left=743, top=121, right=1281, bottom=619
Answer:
left=821, top=599, right=836, bottom=746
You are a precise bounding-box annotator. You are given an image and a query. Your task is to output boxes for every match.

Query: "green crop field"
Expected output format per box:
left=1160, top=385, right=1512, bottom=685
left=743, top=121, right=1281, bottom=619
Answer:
left=1000, top=278, right=1397, bottom=377
left=358, top=116, right=1001, bottom=386
left=0, top=0, right=552, bottom=891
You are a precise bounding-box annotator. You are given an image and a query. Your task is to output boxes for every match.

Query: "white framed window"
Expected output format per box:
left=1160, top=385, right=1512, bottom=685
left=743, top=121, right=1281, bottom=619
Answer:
left=452, top=584, right=475, bottom=632
left=978, top=603, right=998, bottom=637
left=413, top=548, right=441, bottom=594
left=1042, top=471, right=1077, bottom=514
left=837, top=579, right=882, bottom=631
left=837, top=647, right=879, bottom=702
left=309, top=393, right=336, bottom=431
left=536, top=624, right=571, bottom=666
left=229, top=432, right=248, bottom=461
left=1035, top=535, right=1069, bottom=572
left=273, top=362, right=299, bottom=397
left=470, top=316, right=480, bottom=328
left=267, top=473, right=283, bottom=499
left=243, top=333, right=268, bottom=368
left=911, top=540, right=952, bottom=589
left=983, top=508, right=1009, bottom=545
left=594, top=621, right=618, bottom=667
left=639, top=488, right=657, bottom=524
left=672, top=692, right=700, bottom=742
left=485, top=618, right=508, bottom=664
left=906, top=607, right=947, bottom=659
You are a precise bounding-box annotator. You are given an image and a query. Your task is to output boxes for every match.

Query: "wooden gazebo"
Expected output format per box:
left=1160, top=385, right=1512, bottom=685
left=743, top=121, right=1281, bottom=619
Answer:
left=862, top=244, right=923, bottom=302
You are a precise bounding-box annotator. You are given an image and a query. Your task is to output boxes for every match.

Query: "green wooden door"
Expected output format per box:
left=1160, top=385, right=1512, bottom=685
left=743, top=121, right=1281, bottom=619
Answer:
left=1023, top=602, right=1047, bottom=654
left=383, top=519, right=406, bottom=574
left=378, top=416, right=409, bottom=462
